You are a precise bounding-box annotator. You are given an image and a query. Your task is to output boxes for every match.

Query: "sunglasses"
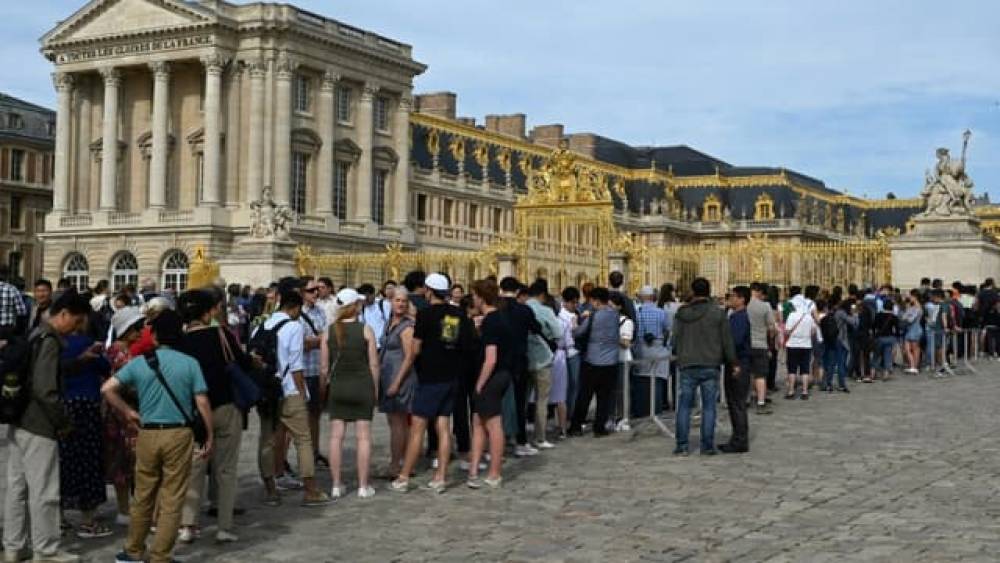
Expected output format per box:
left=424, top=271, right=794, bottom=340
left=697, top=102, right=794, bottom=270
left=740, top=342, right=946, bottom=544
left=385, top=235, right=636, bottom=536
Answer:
left=304, top=287, right=319, bottom=293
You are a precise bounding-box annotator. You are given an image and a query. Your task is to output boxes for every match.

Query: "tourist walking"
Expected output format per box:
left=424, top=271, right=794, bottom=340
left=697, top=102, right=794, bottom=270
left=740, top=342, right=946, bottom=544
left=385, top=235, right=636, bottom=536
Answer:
left=322, top=288, right=381, bottom=499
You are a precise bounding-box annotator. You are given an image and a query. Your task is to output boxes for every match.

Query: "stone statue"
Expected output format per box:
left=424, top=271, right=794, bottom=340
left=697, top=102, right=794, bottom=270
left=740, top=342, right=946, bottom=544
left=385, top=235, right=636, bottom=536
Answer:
left=249, top=186, right=296, bottom=240
left=919, top=130, right=974, bottom=218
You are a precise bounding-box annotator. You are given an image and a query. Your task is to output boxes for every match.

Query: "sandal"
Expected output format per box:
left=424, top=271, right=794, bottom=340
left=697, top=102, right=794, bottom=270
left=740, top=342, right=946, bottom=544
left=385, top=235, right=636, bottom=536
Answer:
left=77, top=522, right=114, bottom=539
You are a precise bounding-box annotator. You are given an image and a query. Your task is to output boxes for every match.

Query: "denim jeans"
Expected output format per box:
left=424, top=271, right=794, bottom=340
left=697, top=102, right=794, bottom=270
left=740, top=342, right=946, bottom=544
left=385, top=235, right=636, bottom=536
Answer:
left=924, top=328, right=940, bottom=367
left=675, top=367, right=719, bottom=452
left=876, top=336, right=896, bottom=372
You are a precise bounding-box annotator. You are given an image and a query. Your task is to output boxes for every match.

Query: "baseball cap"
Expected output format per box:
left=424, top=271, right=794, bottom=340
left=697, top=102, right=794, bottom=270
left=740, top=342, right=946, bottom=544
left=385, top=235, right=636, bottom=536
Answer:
left=336, top=287, right=364, bottom=306
left=638, top=285, right=656, bottom=297
left=425, top=273, right=449, bottom=293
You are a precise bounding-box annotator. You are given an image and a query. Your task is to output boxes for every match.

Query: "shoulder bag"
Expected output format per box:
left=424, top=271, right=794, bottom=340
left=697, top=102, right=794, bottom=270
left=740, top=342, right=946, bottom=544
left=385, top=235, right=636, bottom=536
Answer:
left=144, top=351, right=208, bottom=446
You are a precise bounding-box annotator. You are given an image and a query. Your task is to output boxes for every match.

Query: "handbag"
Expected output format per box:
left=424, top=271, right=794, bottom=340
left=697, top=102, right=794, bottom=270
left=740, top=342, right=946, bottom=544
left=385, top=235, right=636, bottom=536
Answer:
left=218, top=328, right=260, bottom=411
left=144, top=351, right=208, bottom=446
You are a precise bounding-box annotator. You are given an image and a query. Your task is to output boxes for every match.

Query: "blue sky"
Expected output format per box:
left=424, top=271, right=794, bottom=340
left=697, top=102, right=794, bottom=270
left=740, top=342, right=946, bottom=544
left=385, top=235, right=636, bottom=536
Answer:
left=4, top=0, right=998, bottom=198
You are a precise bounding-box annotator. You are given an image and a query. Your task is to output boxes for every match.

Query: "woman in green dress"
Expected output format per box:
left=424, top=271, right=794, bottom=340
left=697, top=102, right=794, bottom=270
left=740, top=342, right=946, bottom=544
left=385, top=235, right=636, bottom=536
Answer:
left=321, top=288, right=381, bottom=499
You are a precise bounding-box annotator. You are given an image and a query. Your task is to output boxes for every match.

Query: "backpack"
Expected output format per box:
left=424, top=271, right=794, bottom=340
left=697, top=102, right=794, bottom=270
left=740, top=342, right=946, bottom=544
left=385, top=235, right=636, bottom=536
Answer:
left=819, top=314, right=839, bottom=344
left=247, top=319, right=292, bottom=412
left=0, top=333, right=49, bottom=424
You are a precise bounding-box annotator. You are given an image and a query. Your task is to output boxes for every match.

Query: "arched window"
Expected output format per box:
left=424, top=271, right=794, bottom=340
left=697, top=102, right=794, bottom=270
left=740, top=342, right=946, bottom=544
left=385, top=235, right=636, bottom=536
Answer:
left=702, top=194, right=721, bottom=222
left=162, top=251, right=189, bottom=292
left=63, top=253, right=90, bottom=292
left=111, top=252, right=139, bottom=292
left=754, top=193, right=775, bottom=221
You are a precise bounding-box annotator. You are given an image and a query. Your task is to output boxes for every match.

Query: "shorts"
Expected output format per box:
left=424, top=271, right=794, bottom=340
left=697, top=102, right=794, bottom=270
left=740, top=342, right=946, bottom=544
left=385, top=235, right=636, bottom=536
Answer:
left=786, top=347, right=812, bottom=375
left=305, top=377, right=322, bottom=415
left=750, top=349, right=769, bottom=379
left=473, top=370, right=512, bottom=419
left=410, top=381, right=457, bottom=419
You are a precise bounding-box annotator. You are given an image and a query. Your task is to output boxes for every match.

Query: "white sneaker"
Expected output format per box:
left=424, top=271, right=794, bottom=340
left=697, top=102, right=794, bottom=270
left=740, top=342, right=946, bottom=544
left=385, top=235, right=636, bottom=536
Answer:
left=215, top=530, right=239, bottom=543
left=423, top=480, right=446, bottom=494
left=458, top=460, right=471, bottom=471
left=357, top=486, right=376, bottom=499
left=514, top=445, right=538, bottom=458
left=534, top=441, right=556, bottom=450
left=31, top=551, right=78, bottom=563
left=330, top=485, right=344, bottom=499
left=177, top=526, right=197, bottom=544
left=389, top=479, right=410, bottom=493
left=484, top=476, right=503, bottom=489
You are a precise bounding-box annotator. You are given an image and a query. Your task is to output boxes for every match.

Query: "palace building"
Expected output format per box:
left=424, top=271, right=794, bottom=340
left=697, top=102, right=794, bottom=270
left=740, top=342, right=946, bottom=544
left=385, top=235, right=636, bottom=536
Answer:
left=37, top=0, right=991, bottom=291
left=0, top=94, right=55, bottom=284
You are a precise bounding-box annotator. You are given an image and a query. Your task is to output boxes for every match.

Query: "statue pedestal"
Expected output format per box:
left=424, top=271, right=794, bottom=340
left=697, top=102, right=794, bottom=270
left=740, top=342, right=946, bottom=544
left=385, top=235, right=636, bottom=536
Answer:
left=218, top=238, right=298, bottom=288
left=890, top=215, right=1000, bottom=289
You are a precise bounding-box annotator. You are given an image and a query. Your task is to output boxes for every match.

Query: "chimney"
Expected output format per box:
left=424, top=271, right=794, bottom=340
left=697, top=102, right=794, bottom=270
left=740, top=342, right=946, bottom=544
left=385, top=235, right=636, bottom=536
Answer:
left=484, top=113, right=526, bottom=139
left=567, top=133, right=598, bottom=158
left=529, top=124, right=564, bottom=148
left=457, top=117, right=476, bottom=127
left=414, top=92, right=456, bottom=120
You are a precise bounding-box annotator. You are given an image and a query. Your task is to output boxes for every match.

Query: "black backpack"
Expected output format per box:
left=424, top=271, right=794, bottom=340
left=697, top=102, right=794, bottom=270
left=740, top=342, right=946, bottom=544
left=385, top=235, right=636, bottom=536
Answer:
left=247, top=319, right=292, bottom=412
left=0, top=333, right=49, bottom=424
left=819, top=314, right=839, bottom=344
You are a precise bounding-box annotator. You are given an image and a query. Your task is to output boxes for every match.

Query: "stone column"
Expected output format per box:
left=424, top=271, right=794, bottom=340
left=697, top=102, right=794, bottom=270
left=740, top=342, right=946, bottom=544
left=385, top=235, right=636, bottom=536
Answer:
left=246, top=59, right=266, bottom=204
left=99, top=67, right=121, bottom=211
left=224, top=64, right=242, bottom=208
left=272, top=53, right=297, bottom=205
left=148, top=61, right=170, bottom=209
left=201, top=53, right=226, bottom=207
left=355, top=83, right=377, bottom=223
left=51, top=72, right=74, bottom=213
left=315, top=69, right=339, bottom=215
left=75, top=81, right=91, bottom=212
left=391, top=94, right=412, bottom=228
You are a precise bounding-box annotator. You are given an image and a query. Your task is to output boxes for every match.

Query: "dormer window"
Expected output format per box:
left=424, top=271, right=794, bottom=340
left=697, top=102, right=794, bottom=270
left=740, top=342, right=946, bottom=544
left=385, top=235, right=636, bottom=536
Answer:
left=703, top=194, right=721, bottom=222
left=754, top=193, right=775, bottom=220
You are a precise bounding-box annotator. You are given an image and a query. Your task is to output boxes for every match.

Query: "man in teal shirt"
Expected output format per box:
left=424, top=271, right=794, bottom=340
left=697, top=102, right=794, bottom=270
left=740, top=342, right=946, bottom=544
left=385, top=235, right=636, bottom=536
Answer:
left=102, top=310, right=213, bottom=563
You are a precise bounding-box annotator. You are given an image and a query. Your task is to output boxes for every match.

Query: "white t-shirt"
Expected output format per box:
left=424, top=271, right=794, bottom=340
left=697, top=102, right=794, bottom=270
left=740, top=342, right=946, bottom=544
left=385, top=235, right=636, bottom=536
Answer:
left=558, top=308, right=579, bottom=358
left=263, top=311, right=306, bottom=398
left=619, top=315, right=635, bottom=363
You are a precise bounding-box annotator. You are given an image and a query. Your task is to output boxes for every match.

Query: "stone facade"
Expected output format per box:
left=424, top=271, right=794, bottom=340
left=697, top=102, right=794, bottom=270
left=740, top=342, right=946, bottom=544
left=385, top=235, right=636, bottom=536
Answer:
left=38, top=0, right=994, bottom=292
left=40, top=0, right=424, bottom=291
left=0, top=93, right=55, bottom=285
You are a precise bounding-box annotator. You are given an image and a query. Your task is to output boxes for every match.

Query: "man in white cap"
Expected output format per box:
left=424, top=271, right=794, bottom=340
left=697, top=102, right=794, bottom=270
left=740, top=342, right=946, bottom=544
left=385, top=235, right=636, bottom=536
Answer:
left=111, top=307, right=146, bottom=341
left=392, top=273, right=475, bottom=494
left=634, top=285, right=670, bottom=416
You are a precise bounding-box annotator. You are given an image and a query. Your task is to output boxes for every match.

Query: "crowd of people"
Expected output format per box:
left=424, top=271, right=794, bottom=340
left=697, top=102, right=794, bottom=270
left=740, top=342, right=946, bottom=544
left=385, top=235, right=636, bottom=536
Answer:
left=0, top=260, right=997, bottom=562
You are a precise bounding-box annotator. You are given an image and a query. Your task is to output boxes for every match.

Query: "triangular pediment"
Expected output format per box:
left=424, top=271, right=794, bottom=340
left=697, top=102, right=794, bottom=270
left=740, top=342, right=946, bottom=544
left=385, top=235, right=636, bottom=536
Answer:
left=42, top=0, right=213, bottom=45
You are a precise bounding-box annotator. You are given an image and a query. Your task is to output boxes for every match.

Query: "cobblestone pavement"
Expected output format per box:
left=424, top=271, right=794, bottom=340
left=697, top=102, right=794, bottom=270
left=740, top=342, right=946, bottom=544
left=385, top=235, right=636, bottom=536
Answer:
left=4, top=364, right=1000, bottom=562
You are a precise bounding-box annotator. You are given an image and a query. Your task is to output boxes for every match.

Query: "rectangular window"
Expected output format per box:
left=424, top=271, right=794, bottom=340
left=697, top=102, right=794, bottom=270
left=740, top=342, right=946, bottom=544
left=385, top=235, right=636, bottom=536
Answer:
left=469, top=204, right=478, bottom=229
left=336, top=85, right=352, bottom=122
left=9, top=196, right=22, bottom=230
left=372, top=169, right=387, bottom=226
left=492, top=208, right=503, bottom=232
left=333, top=161, right=349, bottom=220
left=10, top=149, right=24, bottom=182
left=443, top=199, right=453, bottom=226
left=292, top=152, right=309, bottom=215
left=374, top=95, right=390, bottom=132
left=294, top=73, right=311, bottom=113
left=416, top=194, right=427, bottom=221
left=195, top=154, right=205, bottom=203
